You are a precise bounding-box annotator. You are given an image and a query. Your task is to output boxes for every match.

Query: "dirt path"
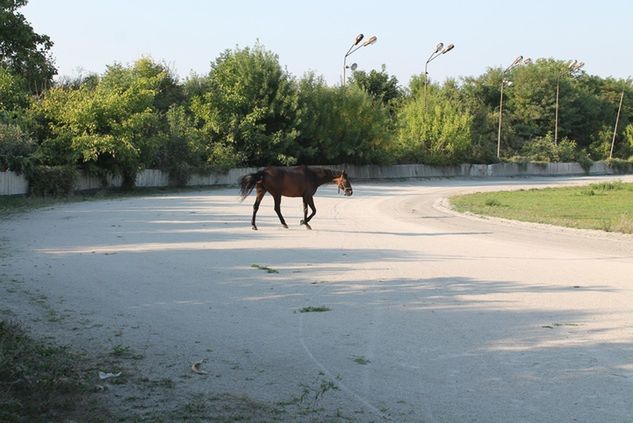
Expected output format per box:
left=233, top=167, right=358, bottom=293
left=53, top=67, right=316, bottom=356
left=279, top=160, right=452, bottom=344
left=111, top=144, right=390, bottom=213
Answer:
left=2, top=175, right=633, bottom=422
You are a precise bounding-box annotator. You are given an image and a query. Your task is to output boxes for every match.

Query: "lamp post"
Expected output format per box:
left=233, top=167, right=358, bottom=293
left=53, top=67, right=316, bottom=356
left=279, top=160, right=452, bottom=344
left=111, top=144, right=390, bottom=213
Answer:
left=554, top=59, right=584, bottom=145
left=497, top=56, right=531, bottom=158
left=343, top=34, right=377, bottom=85
left=610, top=78, right=629, bottom=159
left=423, top=42, right=455, bottom=112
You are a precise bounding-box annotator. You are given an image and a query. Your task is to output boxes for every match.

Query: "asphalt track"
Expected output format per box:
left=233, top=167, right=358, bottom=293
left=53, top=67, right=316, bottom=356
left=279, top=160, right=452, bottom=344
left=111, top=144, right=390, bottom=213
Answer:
left=2, top=175, right=633, bottom=422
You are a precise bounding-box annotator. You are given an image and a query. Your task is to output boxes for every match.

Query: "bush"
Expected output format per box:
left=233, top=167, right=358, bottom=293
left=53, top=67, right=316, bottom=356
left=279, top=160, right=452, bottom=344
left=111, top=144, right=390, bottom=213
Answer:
left=518, top=133, right=577, bottom=162
left=27, top=165, right=78, bottom=196
left=395, top=88, right=472, bottom=165
left=606, top=158, right=633, bottom=174
left=207, top=142, right=244, bottom=173
left=0, top=123, right=36, bottom=173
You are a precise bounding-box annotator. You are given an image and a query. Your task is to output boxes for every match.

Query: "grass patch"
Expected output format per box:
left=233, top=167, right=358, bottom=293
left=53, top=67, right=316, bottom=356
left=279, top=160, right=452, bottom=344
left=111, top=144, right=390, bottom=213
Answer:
left=352, top=355, right=370, bottom=365
left=250, top=264, right=279, bottom=274
left=450, top=181, right=633, bottom=234
left=299, top=306, right=331, bottom=313
left=0, top=320, right=109, bottom=422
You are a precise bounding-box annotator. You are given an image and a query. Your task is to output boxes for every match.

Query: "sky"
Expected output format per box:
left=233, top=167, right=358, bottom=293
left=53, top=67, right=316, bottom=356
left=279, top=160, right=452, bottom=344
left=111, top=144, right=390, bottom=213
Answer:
left=21, top=0, right=633, bottom=86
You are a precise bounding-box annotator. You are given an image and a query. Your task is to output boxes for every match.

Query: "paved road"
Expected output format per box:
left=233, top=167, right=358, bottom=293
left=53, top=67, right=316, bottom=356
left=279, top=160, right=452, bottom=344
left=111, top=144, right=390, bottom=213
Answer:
left=2, top=176, right=633, bottom=422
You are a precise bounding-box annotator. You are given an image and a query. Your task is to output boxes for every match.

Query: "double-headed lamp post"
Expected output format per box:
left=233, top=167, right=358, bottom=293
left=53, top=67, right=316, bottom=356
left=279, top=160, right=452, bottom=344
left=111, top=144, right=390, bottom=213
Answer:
left=554, top=59, right=584, bottom=145
left=497, top=56, right=531, bottom=158
left=343, top=33, right=378, bottom=85
left=423, top=42, right=455, bottom=111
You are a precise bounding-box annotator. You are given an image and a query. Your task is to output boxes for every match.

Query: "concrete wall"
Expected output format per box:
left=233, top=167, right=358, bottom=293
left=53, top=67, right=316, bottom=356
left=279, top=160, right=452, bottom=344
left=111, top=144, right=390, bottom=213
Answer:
left=0, top=162, right=628, bottom=196
left=0, top=171, right=29, bottom=196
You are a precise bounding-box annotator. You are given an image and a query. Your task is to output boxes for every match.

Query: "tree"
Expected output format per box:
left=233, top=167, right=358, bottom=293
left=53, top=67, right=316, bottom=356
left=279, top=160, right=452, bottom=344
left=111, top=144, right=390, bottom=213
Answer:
left=0, top=0, right=56, bottom=92
left=396, top=82, right=472, bottom=165
left=32, top=58, right=175, bottom=185
left=296, top=72, right=393, bottom=164
left=190, top=44, right=299, bottom=166
left=351, top=65, right=402, bottom=107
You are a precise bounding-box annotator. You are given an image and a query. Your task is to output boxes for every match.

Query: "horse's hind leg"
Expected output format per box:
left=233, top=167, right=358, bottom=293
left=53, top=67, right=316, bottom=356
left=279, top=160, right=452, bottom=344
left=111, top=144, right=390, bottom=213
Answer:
left=251, top=186, right=266, bottom=230
left=272, top=194, right=288, bottom=229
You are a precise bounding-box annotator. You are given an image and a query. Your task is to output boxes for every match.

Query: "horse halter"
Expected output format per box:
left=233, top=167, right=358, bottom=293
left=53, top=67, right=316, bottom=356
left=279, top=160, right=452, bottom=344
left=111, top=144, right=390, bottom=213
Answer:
left=336, top=174, right=353, bottom=196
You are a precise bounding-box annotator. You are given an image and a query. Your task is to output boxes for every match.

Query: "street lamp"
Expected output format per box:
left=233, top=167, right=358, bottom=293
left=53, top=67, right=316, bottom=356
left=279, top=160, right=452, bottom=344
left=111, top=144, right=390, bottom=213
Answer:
left=554, top=59, right=584, bottom=145
left=610, top=78, right=630, bottom=159
left=343, top=33, right=378, bottom=85
left=497, top=56, right=531, bottom=158
left=423, top=42, right=455, bottom=111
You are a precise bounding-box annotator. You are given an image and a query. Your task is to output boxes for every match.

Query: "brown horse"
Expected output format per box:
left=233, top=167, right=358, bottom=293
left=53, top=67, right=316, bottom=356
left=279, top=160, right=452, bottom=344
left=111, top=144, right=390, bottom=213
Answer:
left=239, top=166, right=353, bottom=230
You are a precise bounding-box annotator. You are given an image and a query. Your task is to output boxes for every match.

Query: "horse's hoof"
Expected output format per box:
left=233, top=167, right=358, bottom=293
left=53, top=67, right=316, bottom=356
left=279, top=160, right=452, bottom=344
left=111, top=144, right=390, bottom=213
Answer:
left=282, top=224, right=288, bottom=229
left=252, top=225, right=258, bottom=231
left=305, top=223, right=312, bottom=230
left=300, top=219, right=305, bottom=225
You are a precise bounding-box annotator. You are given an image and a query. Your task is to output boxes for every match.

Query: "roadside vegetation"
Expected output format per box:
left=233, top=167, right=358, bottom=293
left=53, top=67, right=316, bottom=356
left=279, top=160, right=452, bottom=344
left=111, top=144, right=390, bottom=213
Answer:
left=2, top=1, right=633, bottom=194
left=450, top=181, right=633, bottom=233
left=0, top=321, right=110, bottom=422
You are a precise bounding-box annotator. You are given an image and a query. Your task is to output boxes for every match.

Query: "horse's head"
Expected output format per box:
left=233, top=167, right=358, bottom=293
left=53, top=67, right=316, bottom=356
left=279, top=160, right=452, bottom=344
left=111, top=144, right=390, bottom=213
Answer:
left=335, top=171, right=353, bottom=196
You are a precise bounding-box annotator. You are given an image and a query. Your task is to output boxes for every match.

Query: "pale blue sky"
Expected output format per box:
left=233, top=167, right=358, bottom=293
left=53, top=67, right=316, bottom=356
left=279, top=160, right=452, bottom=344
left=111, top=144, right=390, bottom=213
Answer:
left=22, top=0, right=632, bottom=86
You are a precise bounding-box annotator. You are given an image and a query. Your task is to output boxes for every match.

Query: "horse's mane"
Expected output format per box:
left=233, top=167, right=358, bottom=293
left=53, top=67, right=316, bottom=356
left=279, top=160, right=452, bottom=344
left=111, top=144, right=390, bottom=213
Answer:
left=312, top=167, right=342, bottom=178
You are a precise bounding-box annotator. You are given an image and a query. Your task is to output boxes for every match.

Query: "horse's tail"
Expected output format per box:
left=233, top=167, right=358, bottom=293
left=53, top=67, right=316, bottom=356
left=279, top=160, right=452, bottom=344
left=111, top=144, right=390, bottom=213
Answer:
left=239, top=170, right=264, bottom=201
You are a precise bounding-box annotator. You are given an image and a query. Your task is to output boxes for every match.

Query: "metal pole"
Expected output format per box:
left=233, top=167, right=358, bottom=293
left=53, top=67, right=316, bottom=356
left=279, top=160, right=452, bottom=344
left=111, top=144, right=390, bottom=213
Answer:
left=497, top=80, right=505, bottom=158
left=610, top=87, right=625, bottom=159
left=554, top=73, right=560, bottom=145
left=423, top=62, right=429, bottom=114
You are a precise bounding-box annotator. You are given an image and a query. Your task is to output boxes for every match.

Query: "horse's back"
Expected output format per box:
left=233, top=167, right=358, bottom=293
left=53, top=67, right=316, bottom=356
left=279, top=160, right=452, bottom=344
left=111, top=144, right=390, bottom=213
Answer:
left=261, top=166, right=314, bottom=197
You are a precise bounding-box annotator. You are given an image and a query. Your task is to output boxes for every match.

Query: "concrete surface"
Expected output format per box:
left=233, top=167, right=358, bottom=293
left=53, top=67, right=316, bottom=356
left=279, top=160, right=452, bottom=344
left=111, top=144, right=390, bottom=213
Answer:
left=2, top=175, right=633, bottom=422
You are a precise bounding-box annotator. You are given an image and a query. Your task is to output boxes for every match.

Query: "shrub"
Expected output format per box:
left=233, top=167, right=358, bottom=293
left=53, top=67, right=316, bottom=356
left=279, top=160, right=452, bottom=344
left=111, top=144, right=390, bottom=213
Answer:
left=0, top=123, right=36, bottom=173
left=605, top=158, right=633, bottom=174
left=395, top=88, right=472, bottom=165
left=27, top=165, right=78, bottom=196
left=519, top=133, right=577, bottom=162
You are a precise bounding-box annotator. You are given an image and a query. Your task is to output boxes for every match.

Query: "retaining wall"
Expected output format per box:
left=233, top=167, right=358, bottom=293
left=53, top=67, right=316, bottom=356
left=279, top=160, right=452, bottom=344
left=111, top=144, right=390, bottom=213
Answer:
left=0, top=162, right=627, bottom=196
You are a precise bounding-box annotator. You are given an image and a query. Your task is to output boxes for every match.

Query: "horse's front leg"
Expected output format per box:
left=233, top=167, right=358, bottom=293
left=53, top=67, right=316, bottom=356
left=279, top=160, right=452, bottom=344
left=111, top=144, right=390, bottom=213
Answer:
left=300, top=197, right=312, bottom=230
left=272, top=195, right=288, bottom=228
left=303, top=196, right=317, bottom=228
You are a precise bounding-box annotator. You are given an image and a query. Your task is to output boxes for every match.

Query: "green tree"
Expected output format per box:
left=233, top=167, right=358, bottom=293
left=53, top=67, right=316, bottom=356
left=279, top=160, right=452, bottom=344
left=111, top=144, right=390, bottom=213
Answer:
left=190, top=44, right=299, bottom=166
left=351, top=65, right=402, bottom=107
left=0, top=64, right=28, bottom=112
left=296, top=73, right=393, bottom=164
left=0, top=0, right=56, bottom=92
left=32, top=58, right=174, bottom=185
left=396, top=82, right=472, bottom=165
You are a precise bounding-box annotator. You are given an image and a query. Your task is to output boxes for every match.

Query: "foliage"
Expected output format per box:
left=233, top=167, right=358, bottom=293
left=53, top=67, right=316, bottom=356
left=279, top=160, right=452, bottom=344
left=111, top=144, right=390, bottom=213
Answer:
left=0, top=65, right=29, bottom=112
left=0, top=39, right=632, bottom=191
left=622, top=123, right=633, bottom=159
left=26, top=164, right=77, bottom=196
left=296, top=73, right=393, bottom=164
left=190, top=44, right=299, bottom=166
left=31, top=58, right=179, bottom=186
left=0, top=0, right=56, bottom=92
left=351, top=65, right=402, bottom=107
left=605, top=157, right=633, bottom=174
left=517, top=133, right=577, bottom=162
left=395, top=83, right=472, bottom=165
left=0, top=122, right=35, bottom=172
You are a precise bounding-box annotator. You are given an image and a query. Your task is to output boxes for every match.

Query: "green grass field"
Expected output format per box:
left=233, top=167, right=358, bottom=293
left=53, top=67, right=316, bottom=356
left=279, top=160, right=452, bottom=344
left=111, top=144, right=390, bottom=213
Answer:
left=450, top=181, right=633, bottom=234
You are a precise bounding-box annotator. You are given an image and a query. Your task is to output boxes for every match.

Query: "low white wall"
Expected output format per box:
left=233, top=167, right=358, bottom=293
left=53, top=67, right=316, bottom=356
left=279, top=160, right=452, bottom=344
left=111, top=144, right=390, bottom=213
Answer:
left=0, top=171, right=29, bottom=196
left=0, top=162, right=628, bottom=196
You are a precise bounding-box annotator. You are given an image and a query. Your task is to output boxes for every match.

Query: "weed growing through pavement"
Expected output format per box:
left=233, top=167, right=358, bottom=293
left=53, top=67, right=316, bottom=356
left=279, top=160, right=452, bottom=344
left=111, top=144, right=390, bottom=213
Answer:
left=299, top=306, right=331, bottom=313
left=250, top=264, right=279, bottom=273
